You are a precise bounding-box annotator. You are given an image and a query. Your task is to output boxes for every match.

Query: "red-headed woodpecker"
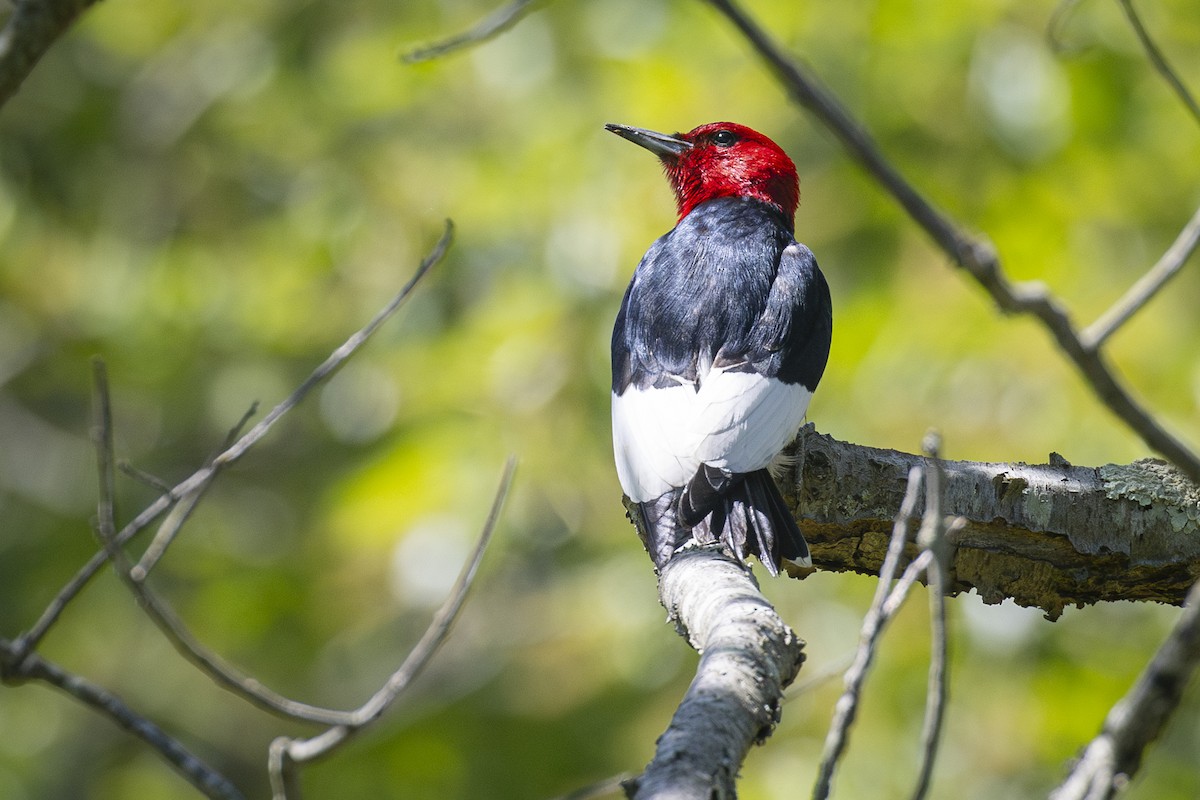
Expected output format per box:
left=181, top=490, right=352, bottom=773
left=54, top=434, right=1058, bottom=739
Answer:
left=606, top=121, right=832, bottom=577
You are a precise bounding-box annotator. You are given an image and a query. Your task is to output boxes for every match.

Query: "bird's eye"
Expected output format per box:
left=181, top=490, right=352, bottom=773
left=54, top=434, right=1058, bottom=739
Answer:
left=712, top=130, right=738, bottom=147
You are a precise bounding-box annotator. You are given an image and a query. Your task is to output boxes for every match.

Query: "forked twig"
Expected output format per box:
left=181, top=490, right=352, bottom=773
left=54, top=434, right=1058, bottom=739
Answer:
left=815, top=432, right=959, bottom=800
left=269, top=456, right=516, bottom=798
left=134, top=401, right=261, bottom=579
left=89, top=361, right=246, bottom=800
left=90, top=363, right=359, bottom=729
left=910, top=435, right=954, bottom=800
left=12, top=221, right=454, bottom=659
left=813, top=465, right=924, bottom=800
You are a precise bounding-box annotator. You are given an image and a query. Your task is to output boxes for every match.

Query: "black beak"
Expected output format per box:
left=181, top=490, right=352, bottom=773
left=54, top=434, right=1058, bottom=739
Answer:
left=605, top=123, right=692, bottom=159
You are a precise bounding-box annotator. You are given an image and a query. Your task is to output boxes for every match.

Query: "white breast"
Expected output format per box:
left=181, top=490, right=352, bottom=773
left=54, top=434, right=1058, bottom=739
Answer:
left=612, top=368, right=812, bottom=503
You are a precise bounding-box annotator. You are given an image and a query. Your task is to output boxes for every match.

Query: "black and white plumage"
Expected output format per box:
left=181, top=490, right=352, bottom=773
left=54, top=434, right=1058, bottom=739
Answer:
left=608, top=122, right=832, bottom=576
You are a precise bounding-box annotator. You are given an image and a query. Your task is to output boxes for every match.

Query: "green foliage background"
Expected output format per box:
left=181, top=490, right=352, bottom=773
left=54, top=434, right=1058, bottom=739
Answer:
left=1, top=0, right=1199, bottom=797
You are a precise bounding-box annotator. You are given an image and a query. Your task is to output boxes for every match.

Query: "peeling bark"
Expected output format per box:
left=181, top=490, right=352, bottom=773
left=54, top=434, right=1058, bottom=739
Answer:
left=625, top=548, right=804, bottom=800
left=786, top=426, right=1200, bottom=619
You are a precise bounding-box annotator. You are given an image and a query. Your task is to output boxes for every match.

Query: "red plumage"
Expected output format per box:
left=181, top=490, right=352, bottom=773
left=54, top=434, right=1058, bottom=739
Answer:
left=661, top=122, right=800, bottom=222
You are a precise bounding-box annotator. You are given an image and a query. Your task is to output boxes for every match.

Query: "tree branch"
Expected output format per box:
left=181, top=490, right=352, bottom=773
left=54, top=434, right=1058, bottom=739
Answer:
left=701, top=0, right=1200, bottom=486
left=624, top=547, right=805, bottom=800
left=401, top=0, right=547, bottom=64
left=269, top=457, right=515, bottom=798
left=1114, top=0, right=1200, bottom=128
left=0, top=0, right=101, bottom=109
left=813, top=465, right=924, bottom=800
left=1081, top=200, right=1200, bottom=350
left=11, top=221, right=453, bottom=660
left=0, top=642, right=245, bottom=800
left=787, top=426, right=1200, bottom=620
left=1050, top=578, right=1200, bottom=799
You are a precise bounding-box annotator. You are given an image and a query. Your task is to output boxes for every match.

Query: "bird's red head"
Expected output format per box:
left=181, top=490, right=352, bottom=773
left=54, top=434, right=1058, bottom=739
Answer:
left=606, top=121, right=800, bottom=225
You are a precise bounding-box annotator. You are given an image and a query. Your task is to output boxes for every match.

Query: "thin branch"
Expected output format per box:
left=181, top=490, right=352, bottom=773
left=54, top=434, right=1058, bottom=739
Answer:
left=402, top=0, right=546, bottom=64
left=107, top=567, right=358, bottom=725
left=118, top=461, right=174, bottom=493
left=12, top=221, right=454, bottom=658
left=91, top=358, right=121, bottom=553
left=1050, top=578, right=1200, bottom=800
left=134, top=401, right=262, bottom=579
left=0, top=0, right=101, bottom=109
left=132, top=485, right=205, bottom=581
left=879, top=550, right=936, bottom=620
left=220, top=400, right=261, bottom=450
left=213, top=219, right=453, bottom=467
left=911, top=434, right=952, bottom=800
left=1081, top=201, right=1200, bottom=350
left=91, top=362, right=358, bottom=727
left=1047, top=0, right=1090, bottom=55
left=812, top=465, right=924, bottom=800
left=8, top=649, right=246, bottom=800
left=1115, top=0, right=1200, bottom=127
left=548, top=772, right=637, bottom=800
left=270, top=457, right=516, bottom=796
left=701, top=0, right=1200, bottom=486
left=785, top=650, right=856, bottom=702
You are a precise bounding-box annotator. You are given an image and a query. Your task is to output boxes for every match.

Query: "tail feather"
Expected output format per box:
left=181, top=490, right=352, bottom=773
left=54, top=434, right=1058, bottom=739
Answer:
left=679, top=464, right=736, bottom=528
left=632, top=490, right=691, bottom=569
left=637, top=467, right=810, bottom=575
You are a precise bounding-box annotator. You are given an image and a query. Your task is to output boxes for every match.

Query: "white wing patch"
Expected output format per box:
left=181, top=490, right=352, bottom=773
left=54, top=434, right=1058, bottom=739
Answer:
left=612, top=368, right=813, bottom=503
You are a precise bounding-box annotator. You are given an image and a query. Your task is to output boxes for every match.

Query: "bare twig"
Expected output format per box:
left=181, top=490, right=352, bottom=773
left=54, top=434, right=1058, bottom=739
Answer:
left=1081, top=202, right=1200, bottom=350
left=1047, top=0, right=1089, bottom=55
left=548, top=772, right=637, bottom=800
left=91, top=362, right=359, bottom=727
left=269, top=456, right=516, bottom=797
left=131, top=487, right=205, bottom=581
left=0, top=0, right=102, bottom=109
left=134, top=400, right=262, bottom=579
left=878, top=550, right=936, bottom=620
left=87, top=362, right=246, bottom=800
left=91, top=359, right=121, bottom=553
left=1115, top=0, right=1200, bottom=127
left=911, top=434, right=952, bottom=800
left=118, top=461, right=174, bottom=493
left=6, top=648, right=246, bottom=800
left=12, top=221, right=454, bottom=658
left=1050, top=579, right=1200, bottom=800
left=785, top=650, right=856, bottom=702
left=814, top=432, right=962, bottom=800
left=402, top=0, right=546, bottom=63
left=812, top=465, right=924, bottom=800
left=213, top=219, right=453, bottom=467
left=701, top=0, right=1200, bottom=485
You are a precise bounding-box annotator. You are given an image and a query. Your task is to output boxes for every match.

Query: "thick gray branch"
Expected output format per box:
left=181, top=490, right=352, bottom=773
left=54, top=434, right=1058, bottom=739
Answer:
left=787, top=427, right=1200, bottom=619
left=626, top=548, right=805, bottom=799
